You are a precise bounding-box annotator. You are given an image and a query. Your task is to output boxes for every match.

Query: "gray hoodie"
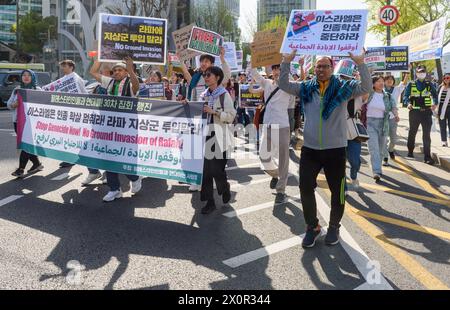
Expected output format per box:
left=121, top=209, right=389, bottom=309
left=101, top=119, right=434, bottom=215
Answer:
left=279, top=62, right=371, bottom=150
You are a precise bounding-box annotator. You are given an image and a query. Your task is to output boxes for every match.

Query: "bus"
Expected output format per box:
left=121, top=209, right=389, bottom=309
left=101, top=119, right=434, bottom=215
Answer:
left=0, top=63, right=46, bottom=72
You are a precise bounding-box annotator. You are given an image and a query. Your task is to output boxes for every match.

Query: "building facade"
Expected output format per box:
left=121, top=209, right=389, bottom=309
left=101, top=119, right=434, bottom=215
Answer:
left=257, top=0, right=316, bottom=30
left=0, top=0, right=43, bottom=45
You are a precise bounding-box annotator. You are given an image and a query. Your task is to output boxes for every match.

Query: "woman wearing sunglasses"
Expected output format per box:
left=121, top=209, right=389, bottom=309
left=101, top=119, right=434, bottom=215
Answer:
left=197, top=66, right=237, bottom=214
left=438, top=73, right=450, bottom=147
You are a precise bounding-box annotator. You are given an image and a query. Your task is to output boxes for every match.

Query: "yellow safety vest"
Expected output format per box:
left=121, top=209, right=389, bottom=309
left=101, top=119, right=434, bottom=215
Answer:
left=410, top=82, right=432, bottom=110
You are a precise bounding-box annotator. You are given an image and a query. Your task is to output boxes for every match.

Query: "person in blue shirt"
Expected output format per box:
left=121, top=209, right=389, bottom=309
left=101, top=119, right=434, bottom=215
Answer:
left=403, top=65, right=438, bottom=165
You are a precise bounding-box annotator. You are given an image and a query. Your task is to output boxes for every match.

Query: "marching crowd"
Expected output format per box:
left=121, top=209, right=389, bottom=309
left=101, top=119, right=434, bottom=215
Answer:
left=6, top=45, right=450, bottom=248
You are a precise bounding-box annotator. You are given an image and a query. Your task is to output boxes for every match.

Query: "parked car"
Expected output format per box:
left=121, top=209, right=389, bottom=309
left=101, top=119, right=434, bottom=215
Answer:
left=0, top=71, right=51, bottom=108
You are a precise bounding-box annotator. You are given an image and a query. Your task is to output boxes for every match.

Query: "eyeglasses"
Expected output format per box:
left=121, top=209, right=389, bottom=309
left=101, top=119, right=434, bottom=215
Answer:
left=315, top=65, right=331, bottom=70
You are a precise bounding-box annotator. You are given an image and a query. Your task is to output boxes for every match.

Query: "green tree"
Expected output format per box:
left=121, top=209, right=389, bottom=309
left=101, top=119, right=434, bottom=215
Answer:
left=14, top=12, right=57, bottom=55
left=366, top=0, right=449, bottom=44
left=261, top=15, right=288, bottom=32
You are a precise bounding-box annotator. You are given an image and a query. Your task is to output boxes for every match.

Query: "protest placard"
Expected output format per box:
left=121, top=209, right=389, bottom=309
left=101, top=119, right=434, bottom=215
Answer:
left=98, top=14, right=167, bottom=65
left=42, top=73, right=82, bottom=93
left=214, top=42, right=239, bottom=71
left=16, top=90, right=206, bottom=185
left=139, top=82, right=165, bottom=98
left=188, top=26, right=223, bottom=57
left=392, top=17, right=446, bottom=62
left=365, top=46, right=409, bottom=71
left=168, top=53, right=182, bottom=68
left=251, top=28, right=285, bottom=68
left=172, top=23, right=200, bottom=62
left=239, top=84, right=264, bottom=108
left=280, top=10, right=368, bottom=56
left=236, top=50, right=244, bottom=72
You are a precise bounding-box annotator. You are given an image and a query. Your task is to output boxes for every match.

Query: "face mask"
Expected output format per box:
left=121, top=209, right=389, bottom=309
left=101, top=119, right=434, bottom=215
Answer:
left=417, top=73, right=427, bottom=80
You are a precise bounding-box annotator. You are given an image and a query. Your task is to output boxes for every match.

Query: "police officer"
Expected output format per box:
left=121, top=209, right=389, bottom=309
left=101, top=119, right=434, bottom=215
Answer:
left=403, top=65, right=438, bottom=165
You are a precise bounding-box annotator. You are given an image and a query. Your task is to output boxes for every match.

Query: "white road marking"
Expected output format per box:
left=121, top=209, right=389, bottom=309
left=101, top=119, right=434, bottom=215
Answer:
left=230, top=174, right=295, bottom=189
left=223, top=235, right=305, bottom=268
left=51, top=173, right=74, bottom=181
left=223, top=195, right=301, bottom=218
left=225, top=162, right=261, bottom=171
left=0, top=195, right=24, bottom=207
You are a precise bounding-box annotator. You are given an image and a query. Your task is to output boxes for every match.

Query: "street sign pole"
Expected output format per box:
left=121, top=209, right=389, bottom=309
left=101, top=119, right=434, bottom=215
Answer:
left=386, top=0, right=391, bottom=46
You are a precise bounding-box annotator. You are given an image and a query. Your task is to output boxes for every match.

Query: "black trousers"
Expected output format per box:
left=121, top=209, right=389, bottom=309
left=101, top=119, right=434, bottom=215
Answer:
left=14, top=122, right=40, bottom=169
left=407, top=109, right=432, bottom=160
left=200, top=135, right=229, bottom=202
left=299, top=146, right=347, bottom=228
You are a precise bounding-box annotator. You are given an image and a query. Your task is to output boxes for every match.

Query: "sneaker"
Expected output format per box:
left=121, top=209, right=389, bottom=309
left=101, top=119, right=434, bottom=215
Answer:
left=351, top=179, right=360, bottom=190
left=275, top=192, right=287, bottom=204
left=389, top=151, right=396, bottom=160
left=201, top=200, right=216, bottom=214
left=270, top=177, right=278, bottom=190
left=130, top=177, right=143, bottom=194
left=425, top=158, right=435, bottom=166
left=59, top=162, right=75, bottom=168
left=81, top=172, right=102, bottom=186
left=373, top=174, right=381, bottom=182
left=325, top=226, right=340, bottom=246
left=100, top=172, right=107, bottom=184
left=302, top=225, right=322, bottom=248
left=189, top=184, right=201, bottom=192
left=11, top=168, right=25, bottom=178
left=222, top=183, right=231, bottom=204
left=27, top=163, right=43, bottom=174
left=103, top=190, right=122, bottom=202
left=406, top=153, right=414, bottom=159
left=383, top=158, right=389, bottom=166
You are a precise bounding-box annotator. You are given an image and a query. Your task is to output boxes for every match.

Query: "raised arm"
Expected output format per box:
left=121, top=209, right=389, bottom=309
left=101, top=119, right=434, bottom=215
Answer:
left=279, top=49, right=303, bottom=97
left=90, top=58, right=102, bottom=82
left=348, top=51, right=371, bottom=97
left=178, top=58, right=192, bottom=84
left=220, top=47, right=232, bottom=87
left=125, top=57, right=140, bottom=96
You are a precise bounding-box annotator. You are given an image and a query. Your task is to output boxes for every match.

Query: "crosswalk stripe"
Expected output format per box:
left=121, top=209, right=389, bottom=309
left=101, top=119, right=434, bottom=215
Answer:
left=0, top=195, right=24, bottom=207
left=223, top=196, right=301, bottom=218
left=51, top=173, right=74, bottom=181
left=225, top=162, right=261, bottom=171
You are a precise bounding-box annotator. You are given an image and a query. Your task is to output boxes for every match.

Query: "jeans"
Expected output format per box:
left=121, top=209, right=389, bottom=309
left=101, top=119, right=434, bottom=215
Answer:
left=246, top=108, right=255, bottom=125
left=407, top=109, right=432, bottom=160
left=439, top=110, right=450, bottom=142
left=383, top=117, right=398, bottom=158
left=367, top=117, right=386, bottom=175
left=88, top=168, right=100, bottom=174
left=300, top=146, right=347, bottom=228
left=288, top=108, right=295, bottom=132
left=106, top=172, right=139, bottom=191
left=347, top=140, right=362, bottom=180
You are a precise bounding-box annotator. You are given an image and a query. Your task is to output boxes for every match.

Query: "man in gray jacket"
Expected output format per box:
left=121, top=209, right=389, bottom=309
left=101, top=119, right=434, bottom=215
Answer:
left=279, top=49, right=371, bottom=248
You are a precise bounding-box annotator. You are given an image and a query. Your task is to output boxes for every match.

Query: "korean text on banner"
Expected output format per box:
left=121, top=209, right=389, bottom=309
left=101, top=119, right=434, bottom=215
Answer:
left=280, top=10, right=368, bottom=56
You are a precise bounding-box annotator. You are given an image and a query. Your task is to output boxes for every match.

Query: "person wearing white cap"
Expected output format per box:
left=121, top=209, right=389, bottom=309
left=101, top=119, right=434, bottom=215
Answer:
left=90, top=56, right=142, bottom=202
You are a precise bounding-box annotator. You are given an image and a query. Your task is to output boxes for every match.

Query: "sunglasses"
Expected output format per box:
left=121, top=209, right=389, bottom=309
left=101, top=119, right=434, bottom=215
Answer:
left=203, top=73, right=214, bottom=78
left=444, top=77, right=450, bottom=80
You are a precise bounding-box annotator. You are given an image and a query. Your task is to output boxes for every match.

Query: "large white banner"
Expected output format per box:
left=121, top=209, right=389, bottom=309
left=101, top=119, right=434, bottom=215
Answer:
left=280, top=10, right=369, bottom=56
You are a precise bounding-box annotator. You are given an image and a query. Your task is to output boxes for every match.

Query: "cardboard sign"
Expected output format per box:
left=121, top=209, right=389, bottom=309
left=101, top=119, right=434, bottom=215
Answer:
left=280, top=10, right=368, bottom=56
left=188, top=26, right=223, bottom=57
left=98, top=14, right=167, bottom=65
left=172, top=23, right=200, bottom=62
left=251, top=28, right=285, bottom=68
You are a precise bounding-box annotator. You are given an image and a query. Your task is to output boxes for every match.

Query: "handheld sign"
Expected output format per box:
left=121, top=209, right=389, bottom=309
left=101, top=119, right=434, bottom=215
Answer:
left=188, top=27, right=223, bottom=57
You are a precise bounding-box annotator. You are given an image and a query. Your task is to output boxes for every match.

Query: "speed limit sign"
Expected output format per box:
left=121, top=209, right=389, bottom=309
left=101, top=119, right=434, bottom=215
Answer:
left=379, top=5, right=399, bottom=26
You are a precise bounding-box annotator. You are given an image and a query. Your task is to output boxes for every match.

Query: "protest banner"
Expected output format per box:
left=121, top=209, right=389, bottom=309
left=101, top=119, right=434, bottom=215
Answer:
left=280, top=10, right=368, bottom=56
left=392, top=17, right=446, bottom=62
left=188, top=26, right=223, bottom=57
left=239, top=84, right=264, bottom=108
left=139, top=82, right=165, bottom=98
left=42, top=73, right=82, bottom=93
left=214, top=42, right=239, bottom=71
left=251, top=28, right=285, bottom=68
left=16, top=90, right=206, bottom=185
left=172, top=23, right=200, bottom=62
left=236, top=50, right=244, bottom=72
left=98, top=13, right=167, bottom=65
left=365, top=46, right=409, bottom=71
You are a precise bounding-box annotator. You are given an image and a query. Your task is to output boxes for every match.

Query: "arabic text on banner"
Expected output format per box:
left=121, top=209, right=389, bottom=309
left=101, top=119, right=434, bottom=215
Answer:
left=16, top=90, right=206, bottom=185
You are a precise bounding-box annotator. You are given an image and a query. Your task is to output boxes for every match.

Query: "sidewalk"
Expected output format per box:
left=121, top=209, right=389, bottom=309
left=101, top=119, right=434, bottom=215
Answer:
left=397, top=107, right=450, bottom=172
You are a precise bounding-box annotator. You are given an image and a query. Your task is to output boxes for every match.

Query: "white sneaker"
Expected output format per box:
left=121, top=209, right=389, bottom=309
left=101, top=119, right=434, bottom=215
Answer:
left=81, top=172, right=102, bottom=186
left=130, top=177, right=143, bottom=194
left=189, top=184, right=201, bottom=192
left=103, top=190, right=122, bottom=202
left=351, top=179, right=360, bottom=190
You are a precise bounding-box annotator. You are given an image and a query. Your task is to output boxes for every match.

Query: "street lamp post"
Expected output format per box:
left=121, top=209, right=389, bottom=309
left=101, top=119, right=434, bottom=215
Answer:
left=16, top=0, right=20, bottom=58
